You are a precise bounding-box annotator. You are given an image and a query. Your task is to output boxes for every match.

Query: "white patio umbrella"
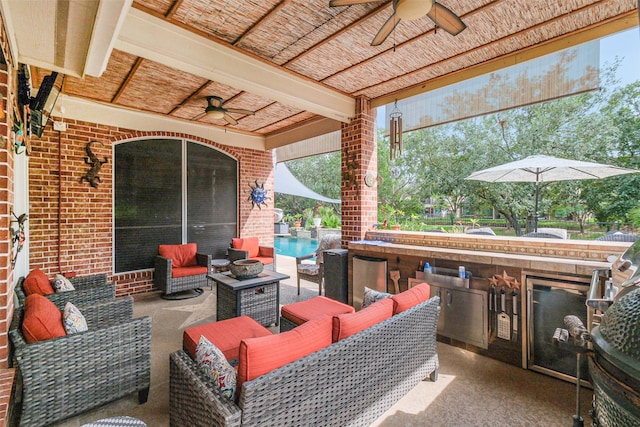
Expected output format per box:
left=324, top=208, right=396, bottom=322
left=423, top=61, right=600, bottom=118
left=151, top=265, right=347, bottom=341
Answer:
left=465, top=155, right=638, bottom=232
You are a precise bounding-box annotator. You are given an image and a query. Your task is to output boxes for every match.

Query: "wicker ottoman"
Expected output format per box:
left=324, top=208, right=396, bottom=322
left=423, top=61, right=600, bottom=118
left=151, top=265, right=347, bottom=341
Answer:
left=183, top=315, right=272, bottom=361
left=280, top=296, right=355, bottom=332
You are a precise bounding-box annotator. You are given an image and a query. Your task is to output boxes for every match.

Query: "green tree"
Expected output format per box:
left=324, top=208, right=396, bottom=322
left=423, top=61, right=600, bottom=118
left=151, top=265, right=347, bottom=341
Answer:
left=275, top=153, right=341, bottom=225
left=581, top=81, right=640, bottom=223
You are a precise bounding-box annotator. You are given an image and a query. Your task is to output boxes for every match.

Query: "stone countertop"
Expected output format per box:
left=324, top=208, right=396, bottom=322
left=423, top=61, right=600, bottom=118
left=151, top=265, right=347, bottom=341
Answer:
left=348, top=239, right=613, bottom=277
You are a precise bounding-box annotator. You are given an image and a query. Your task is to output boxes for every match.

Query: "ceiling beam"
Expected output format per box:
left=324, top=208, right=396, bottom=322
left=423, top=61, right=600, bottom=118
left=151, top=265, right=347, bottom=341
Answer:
left=115, top=8, right=356, bottom=123
left=55, top=94, right=266, bottom=150
left=265, top=116, right=341, bottom=150
left=84, top=0, right=133, bottom=77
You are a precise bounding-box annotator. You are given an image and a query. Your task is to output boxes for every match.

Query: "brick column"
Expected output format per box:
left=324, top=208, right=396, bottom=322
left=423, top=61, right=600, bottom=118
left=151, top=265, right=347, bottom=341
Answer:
left=341, top=96, right=377, bottom=245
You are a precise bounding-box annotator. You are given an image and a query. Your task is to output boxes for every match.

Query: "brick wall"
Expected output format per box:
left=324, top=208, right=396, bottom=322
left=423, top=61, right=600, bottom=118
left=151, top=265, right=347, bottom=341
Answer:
left=28, top=121, right=274, bottom=296
left=0, top=12, right=15, bottom=371
left=341, top=95, right=377, bottom=245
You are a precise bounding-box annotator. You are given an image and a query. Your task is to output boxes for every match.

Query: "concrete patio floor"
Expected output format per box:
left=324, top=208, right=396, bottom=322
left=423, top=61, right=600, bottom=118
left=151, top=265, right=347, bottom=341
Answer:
left=50, top=254, right=591, bottom=426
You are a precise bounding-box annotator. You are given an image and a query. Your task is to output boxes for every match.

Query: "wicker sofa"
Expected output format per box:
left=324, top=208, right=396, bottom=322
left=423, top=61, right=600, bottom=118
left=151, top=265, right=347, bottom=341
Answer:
left=169, top=295, right=440, bottom=427
left=15, top=272, right=114, bottom=309
left=10, top=297, right=152, bottom=427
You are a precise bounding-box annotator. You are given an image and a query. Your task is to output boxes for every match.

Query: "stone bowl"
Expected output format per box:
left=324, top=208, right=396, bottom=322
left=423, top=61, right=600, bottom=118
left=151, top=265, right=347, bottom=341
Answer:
left=230, top=259, right=264, bottom=279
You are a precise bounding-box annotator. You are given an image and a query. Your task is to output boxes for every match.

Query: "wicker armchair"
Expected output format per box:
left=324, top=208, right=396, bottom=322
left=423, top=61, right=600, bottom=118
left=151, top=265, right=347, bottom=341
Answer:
left=228, top=237, right=276, bottom=271
left=522, top=227, right=567, bottom=239
left=154, top=243, right=211, bottom=295
left=9, top=297, right=152, bottom=427
left=596, top=231, right=639, bottom=242
left=296, top=234, right=342, bottom=295
left=15, top=273, right=114, bottom=309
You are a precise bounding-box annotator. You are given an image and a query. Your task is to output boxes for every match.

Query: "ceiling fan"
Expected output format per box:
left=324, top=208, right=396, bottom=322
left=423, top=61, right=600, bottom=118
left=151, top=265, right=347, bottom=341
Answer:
left=199, top=95, right=255, bottom=125
left=329, top=0, right=466, bottom=46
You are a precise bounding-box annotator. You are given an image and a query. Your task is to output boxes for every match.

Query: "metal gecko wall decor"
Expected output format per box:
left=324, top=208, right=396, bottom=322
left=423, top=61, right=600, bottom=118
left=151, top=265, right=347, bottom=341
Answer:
left=342, top=147, right=359, bottom=189
left=10, top=211, right=27, bottom=267
left=80, top=141, right=108, bottom=188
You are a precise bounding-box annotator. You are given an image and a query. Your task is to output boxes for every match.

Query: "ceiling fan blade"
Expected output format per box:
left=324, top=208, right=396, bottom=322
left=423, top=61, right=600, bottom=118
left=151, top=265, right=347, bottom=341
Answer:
left=329, top=0, right=378, bottom=6
left=193, top=112, right=206, bottom=120
left=225, top=108, right=255, bottom=115
left=223, top=113, right=238, bottom=126
left=427, top=2, right=466, bottom=36
left=371, top=13, right=400, bottom=46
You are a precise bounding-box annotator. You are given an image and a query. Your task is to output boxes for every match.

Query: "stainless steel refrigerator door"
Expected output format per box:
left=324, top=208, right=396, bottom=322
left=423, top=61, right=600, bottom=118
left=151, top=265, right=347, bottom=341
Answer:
left=353, top=256, right=387, bottom=310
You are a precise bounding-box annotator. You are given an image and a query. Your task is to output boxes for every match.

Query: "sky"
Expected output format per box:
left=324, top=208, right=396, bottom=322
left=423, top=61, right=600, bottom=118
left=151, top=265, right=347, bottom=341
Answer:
left=376, top=27, right=640, bottom=128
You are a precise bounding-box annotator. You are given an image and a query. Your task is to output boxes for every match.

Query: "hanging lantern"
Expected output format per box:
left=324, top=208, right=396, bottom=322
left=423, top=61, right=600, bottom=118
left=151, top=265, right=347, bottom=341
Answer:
left=389, top=101, right=403, bottom=160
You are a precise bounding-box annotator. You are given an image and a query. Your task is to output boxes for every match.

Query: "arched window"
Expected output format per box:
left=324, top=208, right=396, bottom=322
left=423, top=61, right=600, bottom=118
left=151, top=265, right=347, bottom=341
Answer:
left=114, top=138, right=237, bottom=273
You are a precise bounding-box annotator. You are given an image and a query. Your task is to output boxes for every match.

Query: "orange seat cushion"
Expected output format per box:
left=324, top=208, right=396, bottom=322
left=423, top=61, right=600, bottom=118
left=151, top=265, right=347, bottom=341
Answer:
left=281, top=296, right=354, bottom=326
left=159, top=243, right=198, bottom=268
left=172, top=265, right=208, bottom=278
left=21, top=294, right=66, bottom=343
left=253, top=256, right=274, bottom=266
left=332, top=297, right=394, bottom=342
left=23, top=269, right=54, bottom=296
left=392, top=282, right=431, bottom=314
left=183, top=316, right=272, bottom=361
left=237, top=315, right=332, bottom=389
left=232, top=238, right=259, bottom=259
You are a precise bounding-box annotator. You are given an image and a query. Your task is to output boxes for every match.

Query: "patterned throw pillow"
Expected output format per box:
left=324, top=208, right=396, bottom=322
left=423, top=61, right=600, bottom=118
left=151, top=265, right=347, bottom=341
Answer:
left=53, top=274, right=75, bottom=292
left=362, top=286, right=393, bottom=308
left=195, top=335, right=237, bottom=400
left=62, top=302, right=88, bottom=334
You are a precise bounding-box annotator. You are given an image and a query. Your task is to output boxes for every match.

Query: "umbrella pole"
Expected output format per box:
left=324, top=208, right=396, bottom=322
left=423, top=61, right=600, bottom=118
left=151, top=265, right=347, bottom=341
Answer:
left=534, top=180, right=539, bottom=232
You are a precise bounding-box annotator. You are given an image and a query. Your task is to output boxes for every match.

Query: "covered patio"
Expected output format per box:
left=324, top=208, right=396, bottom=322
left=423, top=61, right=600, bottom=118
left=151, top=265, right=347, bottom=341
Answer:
left=0, top=1, right=638, bottom=425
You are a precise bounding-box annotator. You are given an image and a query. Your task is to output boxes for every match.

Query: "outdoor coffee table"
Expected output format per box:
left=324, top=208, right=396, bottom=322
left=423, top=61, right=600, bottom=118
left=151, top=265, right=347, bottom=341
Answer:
left=209, top=270, right=289, bottom=327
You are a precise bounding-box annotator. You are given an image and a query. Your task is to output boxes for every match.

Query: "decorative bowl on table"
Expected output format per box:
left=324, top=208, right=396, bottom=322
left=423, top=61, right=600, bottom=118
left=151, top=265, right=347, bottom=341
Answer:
left=230, top=259, right=264, bottom=279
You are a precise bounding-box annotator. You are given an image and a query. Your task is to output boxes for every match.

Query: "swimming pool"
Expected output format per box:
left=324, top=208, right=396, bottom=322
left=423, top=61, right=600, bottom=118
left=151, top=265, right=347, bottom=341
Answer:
left=275, top=236, right=318, bottom=258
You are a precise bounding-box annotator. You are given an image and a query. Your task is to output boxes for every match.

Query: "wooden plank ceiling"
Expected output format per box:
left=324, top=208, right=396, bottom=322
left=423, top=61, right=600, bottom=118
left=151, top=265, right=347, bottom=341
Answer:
left=29, top=0, right=638, bottom=142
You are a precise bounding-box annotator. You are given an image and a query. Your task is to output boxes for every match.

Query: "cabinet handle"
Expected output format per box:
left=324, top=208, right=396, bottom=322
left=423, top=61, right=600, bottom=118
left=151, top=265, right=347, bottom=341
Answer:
left=526, top=289, right=532, bottom=363
left=447, top=290, right=453, bottom=306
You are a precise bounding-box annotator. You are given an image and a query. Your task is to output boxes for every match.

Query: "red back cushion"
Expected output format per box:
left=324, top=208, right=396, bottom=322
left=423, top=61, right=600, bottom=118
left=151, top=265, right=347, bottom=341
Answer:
left=332, top=297, right=394, bottom=342
left=159, top=243, right=198, bottom=268
left=392, top=282, right=431, bottom=314
left=23, top=269, right=54, bottom=296
left=232, top=238, right=259, bottom=258
left=237, top=315, right=332, bottom=389
left=22, top=294, right=66, bottom=343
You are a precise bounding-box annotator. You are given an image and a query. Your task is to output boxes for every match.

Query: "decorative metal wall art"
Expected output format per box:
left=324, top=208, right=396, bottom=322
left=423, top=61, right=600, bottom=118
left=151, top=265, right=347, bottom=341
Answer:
left=80, top=141, right=108, bottom=188
left=389, top=100, right=403, bottom=161
left=247, top=180, right=270, bottom=209
left=12, top=119, right=30, bottom=155
left=343, top=147, right=359, bottom=189
left=10, top=211, right=28, bottom=267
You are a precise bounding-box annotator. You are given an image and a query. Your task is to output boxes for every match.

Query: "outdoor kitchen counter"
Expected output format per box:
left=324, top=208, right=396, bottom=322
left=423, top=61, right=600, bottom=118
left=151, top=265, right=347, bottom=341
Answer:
left=347, top=231, right=628, bottom=369
left=352, top=229, right=629, bottom=275
left=348, top=240, right=612, bottom=276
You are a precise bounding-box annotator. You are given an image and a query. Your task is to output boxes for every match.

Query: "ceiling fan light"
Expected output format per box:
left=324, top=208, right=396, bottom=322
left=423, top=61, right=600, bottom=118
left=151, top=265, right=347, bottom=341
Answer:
left=395, top=0, right=432, bottom=20
left=206, top=108, right=225, bottom=120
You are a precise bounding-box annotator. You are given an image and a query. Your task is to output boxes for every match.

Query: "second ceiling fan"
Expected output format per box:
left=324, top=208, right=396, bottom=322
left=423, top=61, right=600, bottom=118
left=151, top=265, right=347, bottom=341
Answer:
left=330, top=0, right=466, bottom=46
left=200, top=95, right=255, bottom=126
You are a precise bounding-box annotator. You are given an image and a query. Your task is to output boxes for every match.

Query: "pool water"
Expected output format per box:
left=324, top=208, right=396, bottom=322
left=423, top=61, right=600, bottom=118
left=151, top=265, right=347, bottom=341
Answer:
left=275, top=236, right=318, bottom=258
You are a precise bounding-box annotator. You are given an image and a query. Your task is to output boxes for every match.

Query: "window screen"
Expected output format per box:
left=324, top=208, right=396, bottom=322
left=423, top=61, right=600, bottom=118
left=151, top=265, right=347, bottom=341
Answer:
left=187, top=143, right=237, bottom=259
left=115, top=139, right=237, bottom=273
